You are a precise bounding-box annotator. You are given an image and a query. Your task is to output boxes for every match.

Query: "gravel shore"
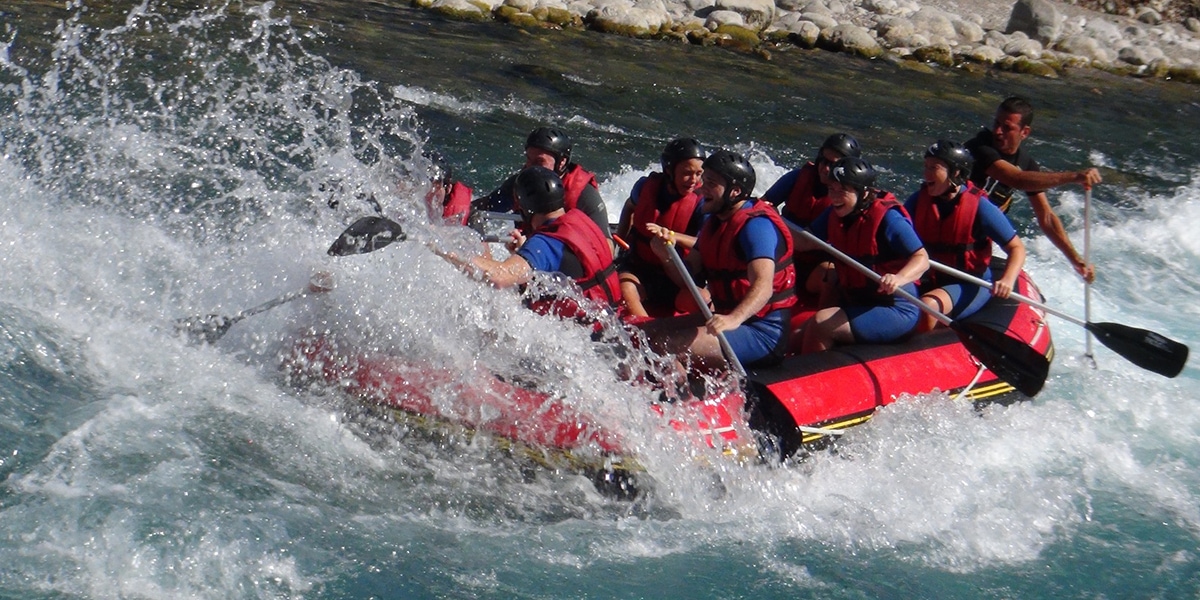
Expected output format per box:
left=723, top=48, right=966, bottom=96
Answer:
left=412, top=0, right=1200, bottom=83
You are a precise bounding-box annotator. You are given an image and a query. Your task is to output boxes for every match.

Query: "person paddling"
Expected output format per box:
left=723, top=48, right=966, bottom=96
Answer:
left=965, top=96, right=1102, bottom=282
left=422, top=151, right=474, bottom=227
left=906, top=140, right=1026, bottom=333
left=614, top=137, right=707, bottom=317
left=643, top=150, right=797, bottom=371
left=439, top=166, right=620, bottom=320
left=794, top=157, right=929, bottom=353
left=470, top=126, right=612, bottom=248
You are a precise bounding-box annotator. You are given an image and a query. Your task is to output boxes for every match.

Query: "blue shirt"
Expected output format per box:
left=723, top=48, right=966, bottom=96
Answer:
left=516, top=232, right=566, bottom=273
left=810, top=206, right=925, bottom=257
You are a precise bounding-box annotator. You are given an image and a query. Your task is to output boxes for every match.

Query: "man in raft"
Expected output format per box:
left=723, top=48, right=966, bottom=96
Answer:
left=794, top=156, right=929, bottom=353
left=470, top=126, right=613, bottom=250
left=614, top=137, right=707, bottom=317
left=965, top=96, right=1102, bottom=282
left=905, top=140, right=1026, bottom=333
left=763, top=132, right=862, bottom=296
left=643, top=149, right=797, bottom=370
left=439, top=166, right=621, bottom=319
left=423, top=151, right=473, bottom=227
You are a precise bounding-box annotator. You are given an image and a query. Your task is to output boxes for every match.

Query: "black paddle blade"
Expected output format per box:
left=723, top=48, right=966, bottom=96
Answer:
left=327, top=216, right=406, bottom=256
left=1085, top=321, right=1189, bottom=378
left=174, top=314, right=238, bottom=345
left=951, top=321, right=1050, bottom=397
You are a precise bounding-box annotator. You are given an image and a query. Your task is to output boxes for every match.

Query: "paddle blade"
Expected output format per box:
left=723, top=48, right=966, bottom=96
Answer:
left=951, top=321, right=1050, bottom=397
left=174, top=314, right=238, bottom=345
left=1085, top=321, right=1189, bottom=378
left=328, top=216, right=406, bottom=256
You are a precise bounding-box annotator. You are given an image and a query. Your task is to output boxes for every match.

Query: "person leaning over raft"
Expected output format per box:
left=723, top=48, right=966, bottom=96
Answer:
left=794, top=156, right=929, bottom=354
left=965, top=96, right=1102, bottom=282
left=642, top=150, right=797, bottom=371
left=422, top=151, right=473, bottom=227
left=762, top=132, right=861, bottom=295
left=906, top=140, right=1026, bottom=333
left=438, top=166, right=621, bottom=319
left=469, top=126, right=613, bottom=248
left=614, top=137, right=707, bottom=317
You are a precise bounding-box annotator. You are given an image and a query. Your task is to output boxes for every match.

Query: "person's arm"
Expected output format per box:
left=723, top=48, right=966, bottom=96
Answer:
left=993, top=235, right=1026, bottom=299
left=879, top=248, right=929, bottom=295
left=985, top=160, right=1101, bottom=193
left=877, top=210, right=928, bottom=294
left=1028, top=191, right=1094, bottom=282
left=615, top=198, right=635, bottom=239
left=709, top=257, right=774, bottom=334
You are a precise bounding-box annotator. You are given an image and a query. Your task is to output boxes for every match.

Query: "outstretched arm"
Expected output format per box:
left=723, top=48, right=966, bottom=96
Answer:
left=986, top=160, right=1102, bottom=193
left=1027, top=191, right=1095, bottom=283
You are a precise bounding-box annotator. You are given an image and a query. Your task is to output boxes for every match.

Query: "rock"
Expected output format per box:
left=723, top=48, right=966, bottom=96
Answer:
left=503, top=0, right=536, bottom=11
left=792, top=20, right=822, bottom=45
left=1135, top=7, right=1161, bottom=25
left=430, top=0, right=490, bottom=20
left=966, top=43, right=1008, bottom=63
left=801, top=12, right=840, bottom=29
left=877, top=16, right=916, bottom=45
left=911, top=7, right=956, bottom=40
left=1004, top=36, right=1044, bottom=58
left=1084, top=17, right=1122, bottom=44
left=862, top=0, right=900, bottom=16
left=714, top=0, right=775, bottom=31
left=1118, top=43, right=1164, bottom=65
left=1187, top=18, right=1200, bottom=34
left=1006, top=0, right=1062, bottom=45
left=912, top=42, right=954, bottom=65
left=954, top=19, right=985, bottom=44
left=1057, top=34, right=1114, bottom=63
left=588, top=1, right=670, bottom=35
left=705, top=9, right=744, bottom=28
left=819, top=23, right=884, bottom=58
left=1168, top=63, right=1200, bottom=83
left=1147, top=56, right=1171, bottom=77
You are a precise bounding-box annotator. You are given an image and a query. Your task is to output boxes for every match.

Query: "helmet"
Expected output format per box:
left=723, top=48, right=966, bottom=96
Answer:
left=660, top=137, right=706, bottom=173
left=702, top=149, right=756, bottom=202
left=525, top=127, right=572, bottom=164
left=829, top=156, right=877, bottom=191
left=425, top=150, right=452, bottom=185
left=513, top=166, right=565, bottom=215
left=818, top=133, right=862, bottom=161
left=924, top=139, right=973, bottom=181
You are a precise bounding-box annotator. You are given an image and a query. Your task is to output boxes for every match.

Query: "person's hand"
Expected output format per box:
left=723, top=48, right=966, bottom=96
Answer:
left=706, top=313, right=737, bottom=336
left=308, top=271, right=336, bottom=293
left=877, top=273, right=901, bottom=295
left=1074, top=259, right=1096, bottom=284
left=1078, top=168, right=1102, bottom=189
left=506, top=228, right=526, bottom=253
left=991, top=278, right=1014, bottom=299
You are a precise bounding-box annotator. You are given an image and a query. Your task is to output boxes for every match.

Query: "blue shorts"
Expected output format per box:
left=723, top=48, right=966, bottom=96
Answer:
left=846, top=299, right=921, bottom=344
left=939, top=282, right=990, bottom=320
left=725, top=309, right=787, bottom=366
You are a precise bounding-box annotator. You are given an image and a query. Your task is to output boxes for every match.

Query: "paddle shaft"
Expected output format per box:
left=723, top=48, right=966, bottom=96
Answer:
left=926, top=261, right=1090, bottom=329
left=665, top=243, right=747, bottom=378
left=1083, top=188, right=1095, bottom=361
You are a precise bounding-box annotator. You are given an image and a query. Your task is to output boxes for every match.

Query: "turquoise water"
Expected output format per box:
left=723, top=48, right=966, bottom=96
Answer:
left=1, top=1, right=1199, bottom=597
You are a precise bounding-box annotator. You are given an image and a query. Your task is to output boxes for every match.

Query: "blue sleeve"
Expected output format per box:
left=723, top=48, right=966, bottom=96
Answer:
left=515, top=234, right=565, bottom=273
left=809, top=208, right=832, bottom=241
left=762, top=169, right=800, bottom=207
left=976, top=198, right=1017, bottom=245
left=880, top=208, right=924, bottom=255
left=737, top=216, right=783, bottom=261
left=628, top=176, right=647, bottom=206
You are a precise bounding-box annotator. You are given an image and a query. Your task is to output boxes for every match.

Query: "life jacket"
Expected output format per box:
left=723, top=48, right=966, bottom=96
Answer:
left=531, top=208, right=621, bottom=317
left=561, top=163, right=599, bottom=211
left=697, top=200, right=797, bottom=317
left=911, top=181, right=992, bottom=285
left=441, top=181, right=473, bottom=226
left=781, top=162, right=830, bottom=227
left=627, top=172, right=702, bottom=268
left=825, top=192, right=913, bottom=305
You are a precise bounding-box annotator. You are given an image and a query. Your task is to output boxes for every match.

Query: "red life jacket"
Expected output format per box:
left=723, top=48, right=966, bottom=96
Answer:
left=534, top=208, right=621, bottom=314
left=697, top=200, right=797, bottom=317
left=911, top=181, right=992, bottom=283
left=825, top=192, right=913, bottom=304
left=781, top=162, right=830, bottom=227
left=627, top=173, right=702, bottom=268
left=441, top=181, right=473, bottom=226
left=561, top=163, right=599, bottom=211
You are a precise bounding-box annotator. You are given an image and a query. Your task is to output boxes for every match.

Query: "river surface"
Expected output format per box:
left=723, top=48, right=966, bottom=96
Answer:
left=2, top=1, right=1200, bottom=598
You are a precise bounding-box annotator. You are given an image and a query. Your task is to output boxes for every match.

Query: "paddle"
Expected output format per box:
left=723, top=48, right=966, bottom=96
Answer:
left=1083, top=187, right=1096, bottom=366
left=795, top=229, right=1050, bottom=397
left=175, top=272, right=336, bottom=344
left=927, top=260, right=1189, bottom=378
left=664, top=240, right=843, bottom=437
left=327, top=215, right=407, bottom=256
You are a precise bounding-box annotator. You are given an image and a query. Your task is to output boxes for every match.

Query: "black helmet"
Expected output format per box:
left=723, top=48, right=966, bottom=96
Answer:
left=525, top=127, right=572, bottom=164
left=424, top=150, right=452, bottom=185
left=513, top=166, right=565, bottom=215
left=660, top=137, right=706, bottom=173
left=924, top=139, right=973, bottom=182
left=703, top=149, right=756, bottom=203
left=829, top=156, right=877, bottom=191
left=818, top=133, right=862, bottom=162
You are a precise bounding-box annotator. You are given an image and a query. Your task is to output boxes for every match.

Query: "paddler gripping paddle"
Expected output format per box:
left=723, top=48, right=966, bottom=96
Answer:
left=928, top=260, right=1188, bottom=378
left=796, top=228, right=1051, bottom=397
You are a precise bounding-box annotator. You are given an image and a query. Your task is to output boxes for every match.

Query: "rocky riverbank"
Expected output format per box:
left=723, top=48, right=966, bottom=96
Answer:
left=411, top=0, right=1200, bottom=83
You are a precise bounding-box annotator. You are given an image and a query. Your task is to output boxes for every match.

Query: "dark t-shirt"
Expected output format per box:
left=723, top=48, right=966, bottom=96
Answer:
left=964, top=129, right=1043, bottom=213
left=472, top=169, right=612, bottom=239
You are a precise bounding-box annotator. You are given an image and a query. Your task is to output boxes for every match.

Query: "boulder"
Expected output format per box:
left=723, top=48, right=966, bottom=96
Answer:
left=911, top=7, right=956, bottom=40
left=819, top=23, right=884, bottom=58
left=1006, top=0, right=1061, bottom=45
left=705, top=9, right=745, bottom=28
left=714, top=0, right=776, bottom=31
left=1057, top=34, right=1115, bottom=63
